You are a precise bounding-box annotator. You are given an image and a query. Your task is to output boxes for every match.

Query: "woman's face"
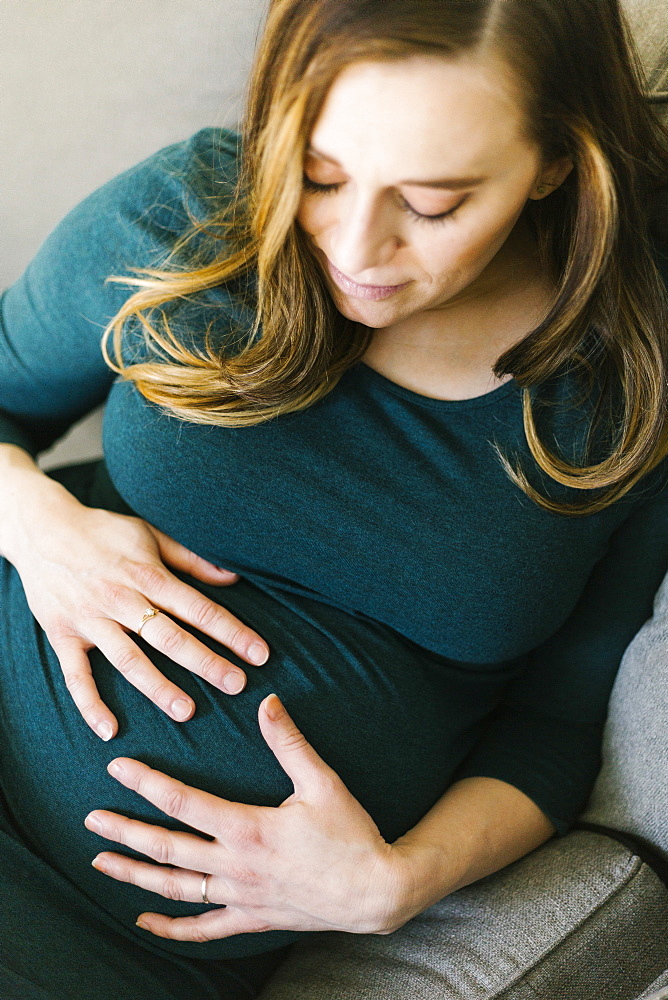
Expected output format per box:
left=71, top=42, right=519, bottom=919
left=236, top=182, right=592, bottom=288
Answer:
left=296, top=54, right=570, bottom=330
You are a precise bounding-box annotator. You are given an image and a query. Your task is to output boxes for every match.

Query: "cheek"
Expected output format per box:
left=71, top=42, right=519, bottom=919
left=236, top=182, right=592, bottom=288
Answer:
left=428, top=211, right=522, bottom=282
left=422, top=231, right=490, bottom=284
left=295, top=197, right=326, bottom=236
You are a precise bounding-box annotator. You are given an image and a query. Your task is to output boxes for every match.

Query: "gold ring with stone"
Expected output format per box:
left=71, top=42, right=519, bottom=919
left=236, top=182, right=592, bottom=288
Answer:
left=137, top=607, right=160, bottom=637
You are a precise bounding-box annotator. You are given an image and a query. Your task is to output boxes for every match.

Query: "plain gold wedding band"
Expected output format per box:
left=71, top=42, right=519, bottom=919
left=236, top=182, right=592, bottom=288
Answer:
left=137, top=607, right=160, bottom=637
left=201, top=872, right=212, bottom=905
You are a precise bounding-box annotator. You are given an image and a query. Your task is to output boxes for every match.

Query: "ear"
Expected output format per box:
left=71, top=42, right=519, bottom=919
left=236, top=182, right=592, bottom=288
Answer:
left=529, top=157, right=574, bottom=200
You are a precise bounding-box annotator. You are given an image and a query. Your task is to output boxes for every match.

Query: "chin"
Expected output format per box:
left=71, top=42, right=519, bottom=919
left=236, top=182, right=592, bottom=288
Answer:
left=331, top=291, right=408, bottom=328
left=337, top=305, right=400, bottom=329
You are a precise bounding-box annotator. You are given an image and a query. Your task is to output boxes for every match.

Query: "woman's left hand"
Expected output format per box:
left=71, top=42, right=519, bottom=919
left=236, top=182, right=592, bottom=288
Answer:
left=85, top=693, right=413, bottom=943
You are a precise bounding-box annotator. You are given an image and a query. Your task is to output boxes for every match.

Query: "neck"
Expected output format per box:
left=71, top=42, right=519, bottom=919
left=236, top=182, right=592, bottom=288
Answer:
left=358, top=219, right=556, bottom=400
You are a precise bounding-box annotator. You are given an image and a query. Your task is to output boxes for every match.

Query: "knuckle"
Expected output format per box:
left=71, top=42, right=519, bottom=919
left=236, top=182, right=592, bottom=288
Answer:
left=114, top=863, right=134, bottom=885
left=227, top=821, right=264, bottom=854
left=62, top=674, right=97, bottom=716
left=102, top=582, right=132, bottom=611
left=224, top=623, right=247, bottom=651
left=62, top=670, right=87, bottom=696
left=281, top=730, right=311, bottom=754
left=147, top=834, right=173, bottom=865
left=197, top=652, right=225, bottom=684
left=189, top=598, right=221, bottom=632
left=227, top=864, right=260, bottom=890
left=162, top=874, right=185, bottom=901
left=190, top=924, right=215, bottom=943
left=156, top=625, right=185, bottom=657
left=48, top=620, right=80, bottom=645
left=146, top=679, right=176, bottom=708
left=114, top=646, right=144, bottom=679
left=132, top=562, right=169, bottom=597
left=159, top=787, right=188, bottom=820
left=104, top=823, right=124, bottom=847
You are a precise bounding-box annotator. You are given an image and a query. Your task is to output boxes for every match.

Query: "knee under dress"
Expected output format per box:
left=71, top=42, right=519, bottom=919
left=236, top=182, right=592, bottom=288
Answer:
left=1, top=127, right=668, bottom=999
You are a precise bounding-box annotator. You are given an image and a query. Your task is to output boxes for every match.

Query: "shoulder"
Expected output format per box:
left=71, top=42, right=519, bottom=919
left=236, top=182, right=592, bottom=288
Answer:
left=117, top=126, right=242, bottom=214
left=62, top=127, right=243, bottom=264
left=3, top=128, right=247, bottom=372
left=14, top=128, right=245, bottom=326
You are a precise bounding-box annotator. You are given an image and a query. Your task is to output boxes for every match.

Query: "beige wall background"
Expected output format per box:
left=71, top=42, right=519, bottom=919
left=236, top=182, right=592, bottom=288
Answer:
left=1, top=0, right=268, bottom=286
left=1, top=0, right=666, bottom=469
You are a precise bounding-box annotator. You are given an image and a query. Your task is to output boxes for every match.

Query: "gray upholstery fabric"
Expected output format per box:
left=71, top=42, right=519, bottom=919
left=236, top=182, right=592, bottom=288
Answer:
left=623, top=0, right=668, bottom=102
left=258, top=832, right=668, bottom=1000
left=582, top=570, right=668, bottom=859
left=638, top=972, right=668, bottom=1000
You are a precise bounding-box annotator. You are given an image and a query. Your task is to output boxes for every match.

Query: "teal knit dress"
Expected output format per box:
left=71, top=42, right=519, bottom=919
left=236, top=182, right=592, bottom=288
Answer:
left=1, top=128, right=667, bottom=999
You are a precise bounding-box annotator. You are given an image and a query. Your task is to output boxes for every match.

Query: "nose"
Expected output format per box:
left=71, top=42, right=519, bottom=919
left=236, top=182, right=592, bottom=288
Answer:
left=330, top=193, right=402, bottom=281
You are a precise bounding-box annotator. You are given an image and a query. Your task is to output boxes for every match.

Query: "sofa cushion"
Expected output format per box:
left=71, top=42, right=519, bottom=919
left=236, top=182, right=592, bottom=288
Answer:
left=258, top=831, right=668, bottom=1000
left=637, top=971, right=668, bottom=1000
left=581, top=566, right=668, bottom=859
left=623, top=0, right=668, bottom=103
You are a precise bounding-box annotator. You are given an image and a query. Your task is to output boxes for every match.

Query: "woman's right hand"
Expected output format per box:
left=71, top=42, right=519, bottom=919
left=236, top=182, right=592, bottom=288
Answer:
left=8, top=484, right=270, bottom=742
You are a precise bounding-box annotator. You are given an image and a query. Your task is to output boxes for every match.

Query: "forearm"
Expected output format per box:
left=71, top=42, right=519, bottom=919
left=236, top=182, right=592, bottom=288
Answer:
left=390, top=776, right=557, bottom=922
left=0, top=443, right=82, bottom=563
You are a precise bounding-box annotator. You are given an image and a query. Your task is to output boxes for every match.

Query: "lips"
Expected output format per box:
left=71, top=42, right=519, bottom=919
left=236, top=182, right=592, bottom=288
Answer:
left=325, top=258, right=409, bottom=301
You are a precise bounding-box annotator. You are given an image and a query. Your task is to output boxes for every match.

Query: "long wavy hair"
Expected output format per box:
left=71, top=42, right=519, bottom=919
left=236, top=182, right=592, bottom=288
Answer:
left=102, top=0, right=668, bottom=515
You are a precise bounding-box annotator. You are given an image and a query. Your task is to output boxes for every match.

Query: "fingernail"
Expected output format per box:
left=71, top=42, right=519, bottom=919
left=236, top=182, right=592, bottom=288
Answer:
left=171, top=698, right=193, bottom=721
left=136, top=917, right=149, bottom=931
left=96, top=721, right=114, bottom=742
left=265, top=693, right=284, bottom=721
left=248, top=642, right=269, bottom=666
left=86, top=813, right=103, bottom=833
left=91, top=854, right=109, bottom=873
left=224, top=671, right=246, bottom=694
left=108, top=760, right=124, bottom=778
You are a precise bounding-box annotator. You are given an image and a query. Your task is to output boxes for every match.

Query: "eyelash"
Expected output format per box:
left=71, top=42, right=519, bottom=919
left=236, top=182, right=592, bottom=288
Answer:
left=301, top=176, right=462, bottom=226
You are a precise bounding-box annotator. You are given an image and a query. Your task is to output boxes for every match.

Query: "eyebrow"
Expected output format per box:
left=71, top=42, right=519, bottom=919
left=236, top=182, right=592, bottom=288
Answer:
left=306, top=145, right=487, bottom=190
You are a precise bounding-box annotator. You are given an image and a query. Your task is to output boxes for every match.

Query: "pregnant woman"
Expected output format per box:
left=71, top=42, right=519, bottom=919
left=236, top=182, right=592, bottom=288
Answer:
left=1, top=1, right=668, bottom=998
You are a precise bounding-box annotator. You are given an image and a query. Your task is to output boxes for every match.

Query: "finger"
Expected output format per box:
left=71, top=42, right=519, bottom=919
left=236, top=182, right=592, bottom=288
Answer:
left=153, top=577, right=270, bottom=668
left=91, top=852, right=227, bottom=906
left=149, top=527, right=240, bottom=586
left=99, top=757, right=258, bottom=840
left=129, top=606, right=249, bottom=696
left=51, top=635, right=118, bottom=741
left=93, top=621, right=197, bottom=722
left=135, top=909, right=266, bottom=942
left=259, top=694, right=339, bottom=798
left=84, top=810, right=213, bottom=872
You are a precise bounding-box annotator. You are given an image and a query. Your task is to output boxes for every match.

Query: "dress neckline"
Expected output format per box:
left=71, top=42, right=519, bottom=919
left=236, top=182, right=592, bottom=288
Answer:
left=355, top=360, right=521, bottom=411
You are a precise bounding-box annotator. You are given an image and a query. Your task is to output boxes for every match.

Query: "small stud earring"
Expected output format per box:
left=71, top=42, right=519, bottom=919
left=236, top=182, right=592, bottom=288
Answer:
left=536, top=185, right=547, bottom=196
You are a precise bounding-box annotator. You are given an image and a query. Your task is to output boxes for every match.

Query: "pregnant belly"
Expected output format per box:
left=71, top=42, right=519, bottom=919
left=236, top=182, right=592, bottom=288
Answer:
left=0, top=559, right=509, bottom=961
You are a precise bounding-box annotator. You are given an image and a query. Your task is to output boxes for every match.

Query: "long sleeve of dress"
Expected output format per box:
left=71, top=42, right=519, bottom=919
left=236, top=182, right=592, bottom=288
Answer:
left=0, top=128, right=241, bottom=457
left=452, top=472, right=668, bottom=835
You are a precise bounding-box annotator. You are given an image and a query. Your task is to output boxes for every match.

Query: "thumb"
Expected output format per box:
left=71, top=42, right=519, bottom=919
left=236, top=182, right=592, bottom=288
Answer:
left=150, top=527, right=240, bottom=585
left=259, top=694, right=335, bottom=797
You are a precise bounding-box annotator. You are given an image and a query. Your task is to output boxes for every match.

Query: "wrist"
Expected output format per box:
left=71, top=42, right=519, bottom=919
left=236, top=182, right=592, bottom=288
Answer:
left=386, top=833, right=459, bottom=928
left=0, top=448, right=83, bottom=563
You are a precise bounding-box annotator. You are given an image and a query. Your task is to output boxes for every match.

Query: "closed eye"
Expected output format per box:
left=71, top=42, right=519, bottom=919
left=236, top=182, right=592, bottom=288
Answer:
left=301, top=176, right=464, bottom=226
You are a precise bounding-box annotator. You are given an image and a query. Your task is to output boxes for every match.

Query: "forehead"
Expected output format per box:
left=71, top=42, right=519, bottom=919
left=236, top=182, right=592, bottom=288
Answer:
left=309, top=55, right=533, bottom=178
